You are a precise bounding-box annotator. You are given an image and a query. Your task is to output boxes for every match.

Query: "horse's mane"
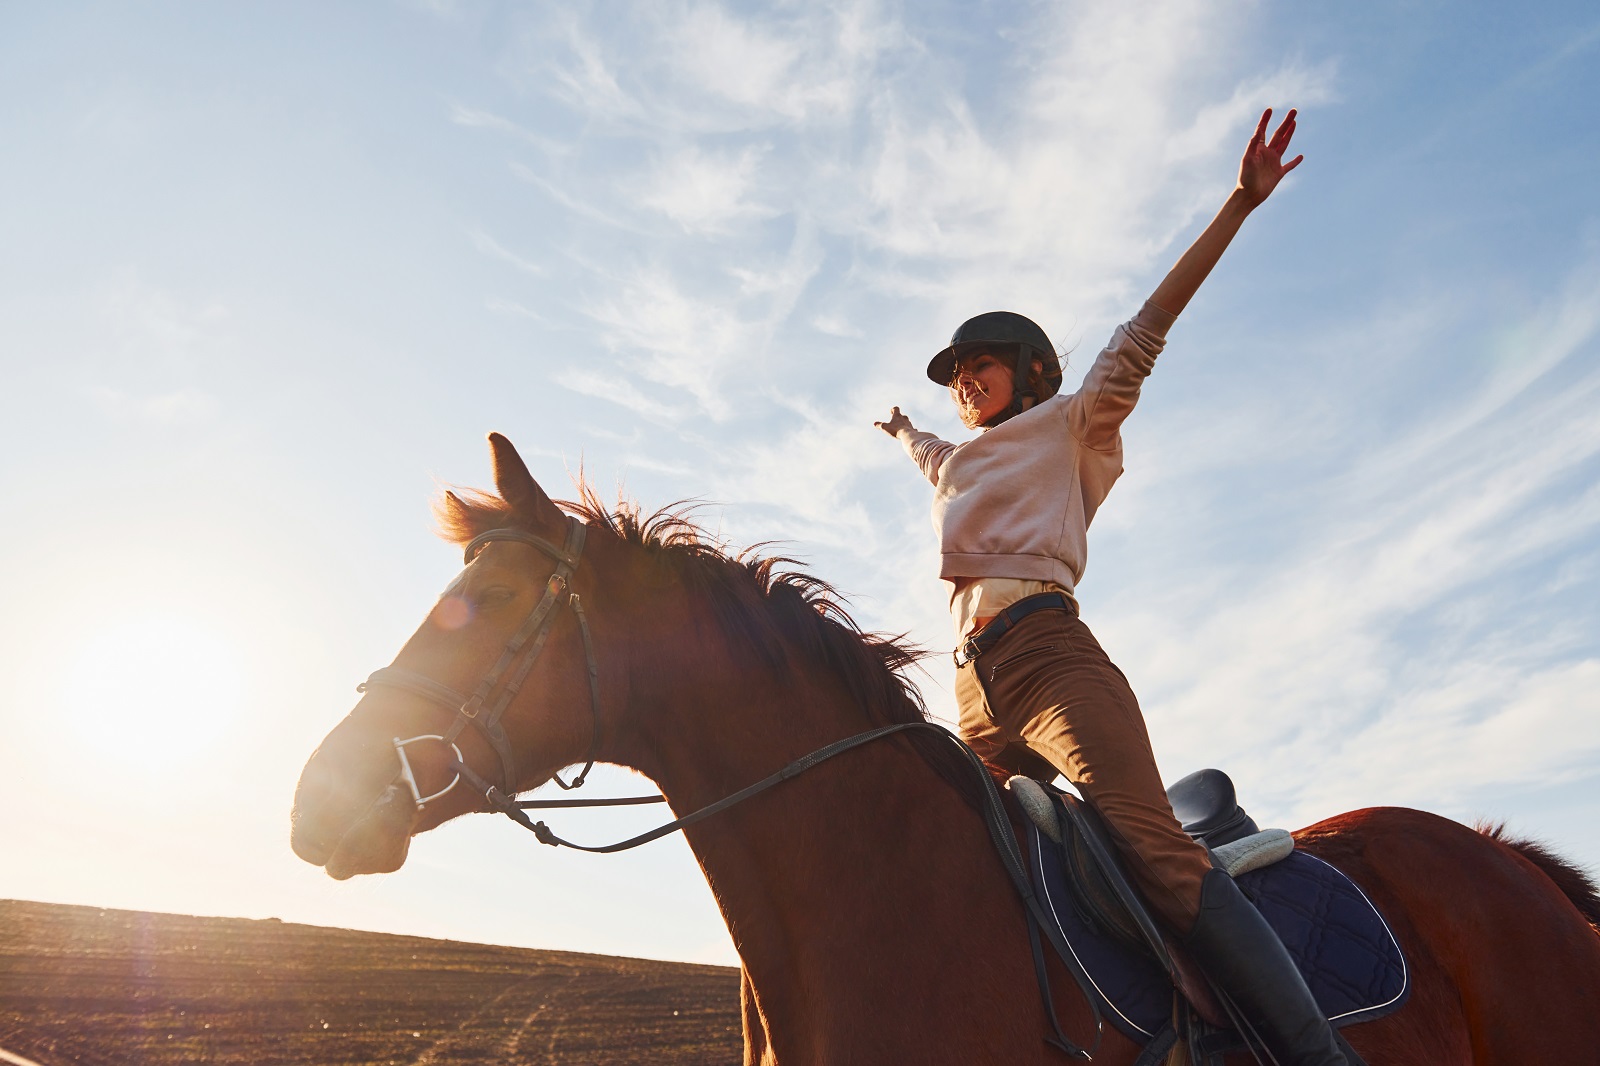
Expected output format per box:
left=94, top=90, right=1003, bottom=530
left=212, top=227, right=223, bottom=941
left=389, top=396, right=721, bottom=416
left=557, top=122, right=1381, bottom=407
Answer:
left=435, top=480, right=931, bottom=731
left=1478, top=821, right=1600, bottom=932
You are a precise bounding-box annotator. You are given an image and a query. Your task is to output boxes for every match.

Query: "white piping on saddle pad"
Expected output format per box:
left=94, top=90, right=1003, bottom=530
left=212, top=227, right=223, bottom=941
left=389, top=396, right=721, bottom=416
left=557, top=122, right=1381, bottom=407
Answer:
left=1004, top=777, right=1295, bottom=877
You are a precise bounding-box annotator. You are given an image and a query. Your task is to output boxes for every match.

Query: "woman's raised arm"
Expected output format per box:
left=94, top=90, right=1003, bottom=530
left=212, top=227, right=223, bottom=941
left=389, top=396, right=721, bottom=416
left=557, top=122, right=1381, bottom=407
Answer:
left=1147, top=108, right=1303, bottom=318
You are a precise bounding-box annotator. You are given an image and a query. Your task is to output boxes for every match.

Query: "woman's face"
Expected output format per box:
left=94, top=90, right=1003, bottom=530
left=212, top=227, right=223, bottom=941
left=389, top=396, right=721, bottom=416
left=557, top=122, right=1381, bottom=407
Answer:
left=950, top=350, right=1015, bottom=428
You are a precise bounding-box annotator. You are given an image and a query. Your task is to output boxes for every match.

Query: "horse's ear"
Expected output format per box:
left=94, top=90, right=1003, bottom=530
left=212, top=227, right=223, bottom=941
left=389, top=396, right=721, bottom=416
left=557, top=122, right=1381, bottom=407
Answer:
left=488, top=432, right=564, bottom=532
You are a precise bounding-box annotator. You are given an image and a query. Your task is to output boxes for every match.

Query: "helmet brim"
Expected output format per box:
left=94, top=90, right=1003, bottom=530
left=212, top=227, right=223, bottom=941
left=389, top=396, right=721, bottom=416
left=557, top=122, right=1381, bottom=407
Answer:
left=928, top=340, right=1009, bottom=386
left=926, top=345, right=959, bottom=386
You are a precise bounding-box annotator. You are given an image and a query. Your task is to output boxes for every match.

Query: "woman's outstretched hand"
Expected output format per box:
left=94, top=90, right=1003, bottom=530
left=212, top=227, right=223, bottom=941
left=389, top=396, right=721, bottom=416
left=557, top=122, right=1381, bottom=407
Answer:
left=1147, top=108, right=1303, bottom=317
left=1237, top=107, right=1303, bottom=208
left=875, top=406, right=914, bottom=437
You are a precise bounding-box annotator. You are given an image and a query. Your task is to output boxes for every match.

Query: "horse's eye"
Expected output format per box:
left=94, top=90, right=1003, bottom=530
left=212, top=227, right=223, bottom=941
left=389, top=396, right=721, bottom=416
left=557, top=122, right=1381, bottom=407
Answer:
left=475, top=586, right=515, bottom=609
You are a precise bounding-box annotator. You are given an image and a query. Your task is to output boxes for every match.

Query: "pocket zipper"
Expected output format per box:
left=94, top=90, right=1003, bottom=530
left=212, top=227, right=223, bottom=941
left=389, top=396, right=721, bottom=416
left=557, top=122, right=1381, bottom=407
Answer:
left=986, top=643, right=1055, bottom=681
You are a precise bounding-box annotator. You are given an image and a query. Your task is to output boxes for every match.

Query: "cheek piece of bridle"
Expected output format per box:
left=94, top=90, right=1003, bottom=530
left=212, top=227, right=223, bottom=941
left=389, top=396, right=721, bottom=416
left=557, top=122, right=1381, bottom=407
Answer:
left=358, top=518, right=619, bottom=816
left=355, top=515, right=1110, bottom=1061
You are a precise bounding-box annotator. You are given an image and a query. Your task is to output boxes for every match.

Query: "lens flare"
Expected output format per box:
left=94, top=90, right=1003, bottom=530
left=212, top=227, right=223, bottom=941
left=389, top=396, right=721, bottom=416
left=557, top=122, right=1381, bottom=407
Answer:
left=432, top=596, right=473, bottom=631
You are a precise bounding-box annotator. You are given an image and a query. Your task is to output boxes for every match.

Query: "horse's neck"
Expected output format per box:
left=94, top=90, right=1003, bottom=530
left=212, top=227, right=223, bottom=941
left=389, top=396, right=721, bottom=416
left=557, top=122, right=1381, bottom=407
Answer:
left=622, top=664, right=1058, bottom=1062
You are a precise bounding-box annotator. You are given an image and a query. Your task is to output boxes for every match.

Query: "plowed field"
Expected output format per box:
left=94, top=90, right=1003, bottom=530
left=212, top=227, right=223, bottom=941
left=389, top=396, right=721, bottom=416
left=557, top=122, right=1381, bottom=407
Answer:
left=0, top=899, right=741, bottom=1065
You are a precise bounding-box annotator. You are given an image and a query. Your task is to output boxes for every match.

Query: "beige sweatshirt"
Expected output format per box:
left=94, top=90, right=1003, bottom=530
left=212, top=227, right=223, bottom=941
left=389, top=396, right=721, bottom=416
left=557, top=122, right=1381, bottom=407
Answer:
left=897, top=301, right=1175, bottom=607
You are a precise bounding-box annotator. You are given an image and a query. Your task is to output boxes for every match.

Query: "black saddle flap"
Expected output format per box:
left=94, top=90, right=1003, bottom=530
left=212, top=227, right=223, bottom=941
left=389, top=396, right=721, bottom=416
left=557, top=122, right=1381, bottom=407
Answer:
left=1053, top=793, right=1176, bottom=974
left=1166, top=769, right=1259, bottom=847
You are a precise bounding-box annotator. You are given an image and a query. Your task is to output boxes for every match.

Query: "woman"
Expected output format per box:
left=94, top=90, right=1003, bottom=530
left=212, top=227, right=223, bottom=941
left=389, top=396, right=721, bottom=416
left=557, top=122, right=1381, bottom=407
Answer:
left=877, top=110, right=1352, bottom=1066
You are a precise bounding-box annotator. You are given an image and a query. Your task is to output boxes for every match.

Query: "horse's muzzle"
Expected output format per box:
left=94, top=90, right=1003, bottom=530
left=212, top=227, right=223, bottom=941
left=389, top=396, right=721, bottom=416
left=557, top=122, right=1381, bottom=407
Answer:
left=291, top=746, right=419, bottom=878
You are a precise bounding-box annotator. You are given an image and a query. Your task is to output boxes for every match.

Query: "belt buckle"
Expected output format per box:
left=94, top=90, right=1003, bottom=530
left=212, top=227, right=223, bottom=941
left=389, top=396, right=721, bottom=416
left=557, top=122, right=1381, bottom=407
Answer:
left=953, top=637, right=982, bottom=669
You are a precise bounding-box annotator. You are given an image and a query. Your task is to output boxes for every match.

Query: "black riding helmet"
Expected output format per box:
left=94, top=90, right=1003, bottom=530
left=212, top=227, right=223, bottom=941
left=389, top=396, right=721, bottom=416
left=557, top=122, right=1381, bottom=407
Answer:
left=926, top=311, right=1063, bottom=425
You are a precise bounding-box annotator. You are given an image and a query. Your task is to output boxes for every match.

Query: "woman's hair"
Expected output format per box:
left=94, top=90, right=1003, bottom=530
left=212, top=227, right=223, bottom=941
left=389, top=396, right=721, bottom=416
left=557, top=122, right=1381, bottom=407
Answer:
left=954, top=390, right=987, bottom=429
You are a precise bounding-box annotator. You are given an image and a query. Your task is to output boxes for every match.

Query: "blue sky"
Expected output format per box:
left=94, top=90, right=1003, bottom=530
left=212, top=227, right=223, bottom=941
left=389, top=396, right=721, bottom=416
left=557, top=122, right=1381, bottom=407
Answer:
left=2, top=1, right=1597, bottom=967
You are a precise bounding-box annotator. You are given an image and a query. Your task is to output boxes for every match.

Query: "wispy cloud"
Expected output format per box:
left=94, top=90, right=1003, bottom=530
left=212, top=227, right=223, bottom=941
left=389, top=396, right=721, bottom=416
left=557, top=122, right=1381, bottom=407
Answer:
left=811, top=314, right=863, bottom=339
left=470, top=229, right=546, bottom=276
left=579, top=266, right=761, bottom=420
left=576, top=222, right=823, bottom=419
left=484, top=296, right=545, bottom=321
left=508, top=161, right=634, bottom=231
left=448, top=104, right=568, bottom=155
left=709, top=402, right=880, bottom=551
left=514, top=1, right=903, bottom=136
left=658, top=2, right=885, bottom=125
left=556, top=367, right=695, bottom=423
left=838, top=11, right=1338, bottom=330
left=530, top=12, right=644, bottom=124
left=636, top=144, right=778, bottom=235
left=665, top=5, right=807, bottom=114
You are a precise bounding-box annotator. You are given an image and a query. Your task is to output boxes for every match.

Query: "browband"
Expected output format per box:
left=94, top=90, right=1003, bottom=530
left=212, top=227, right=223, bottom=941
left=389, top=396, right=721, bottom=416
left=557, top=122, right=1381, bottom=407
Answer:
left=463, top=528, right=577, bottom=567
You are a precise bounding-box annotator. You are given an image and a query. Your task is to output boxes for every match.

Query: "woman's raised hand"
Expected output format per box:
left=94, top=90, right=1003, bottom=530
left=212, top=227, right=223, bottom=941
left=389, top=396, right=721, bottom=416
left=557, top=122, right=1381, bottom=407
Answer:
left=1146, top=109, right=1303, bottom=317
left=1237, top=107, right=1303, bottom=208
left=875, top=406, right=914, bottom=437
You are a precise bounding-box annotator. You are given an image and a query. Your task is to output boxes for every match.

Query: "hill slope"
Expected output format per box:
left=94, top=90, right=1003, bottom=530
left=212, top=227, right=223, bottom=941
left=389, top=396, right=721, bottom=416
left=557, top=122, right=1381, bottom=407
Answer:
left=0, top=899, right=741, bottom=1065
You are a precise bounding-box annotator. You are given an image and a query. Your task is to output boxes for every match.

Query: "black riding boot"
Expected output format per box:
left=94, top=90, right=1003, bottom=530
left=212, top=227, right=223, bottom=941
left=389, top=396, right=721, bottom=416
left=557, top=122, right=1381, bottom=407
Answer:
left=1182, top=868, right=1352, bottom=1065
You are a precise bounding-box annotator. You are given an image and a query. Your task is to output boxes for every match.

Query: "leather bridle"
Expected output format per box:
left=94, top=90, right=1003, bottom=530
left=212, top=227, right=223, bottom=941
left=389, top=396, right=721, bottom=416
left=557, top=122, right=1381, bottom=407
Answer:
left=358, top=516, right=604, bottom=812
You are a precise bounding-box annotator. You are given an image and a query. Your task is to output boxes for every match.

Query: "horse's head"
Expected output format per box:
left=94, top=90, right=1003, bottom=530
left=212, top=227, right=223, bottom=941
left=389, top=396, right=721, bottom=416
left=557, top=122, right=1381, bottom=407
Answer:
left=294, top=432, right=933, bottom=880
left=291, top=433, right=644, bottom=879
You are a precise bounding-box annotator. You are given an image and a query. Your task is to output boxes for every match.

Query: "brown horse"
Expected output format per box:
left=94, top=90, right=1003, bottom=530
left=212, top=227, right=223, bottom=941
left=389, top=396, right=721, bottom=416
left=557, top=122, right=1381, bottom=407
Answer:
left=292, top=433, right=1600, bottom=1064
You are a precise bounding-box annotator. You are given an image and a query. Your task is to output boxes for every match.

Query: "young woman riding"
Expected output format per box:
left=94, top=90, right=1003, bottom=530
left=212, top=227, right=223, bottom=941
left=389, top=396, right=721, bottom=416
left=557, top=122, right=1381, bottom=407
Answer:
left=876, top=109, right=1353, bottom=1066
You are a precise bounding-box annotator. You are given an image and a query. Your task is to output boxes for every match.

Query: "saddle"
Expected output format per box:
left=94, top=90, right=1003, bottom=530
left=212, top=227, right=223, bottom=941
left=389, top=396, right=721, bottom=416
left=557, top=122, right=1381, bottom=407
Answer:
left=1008, top=770, right=1408, bottom=1065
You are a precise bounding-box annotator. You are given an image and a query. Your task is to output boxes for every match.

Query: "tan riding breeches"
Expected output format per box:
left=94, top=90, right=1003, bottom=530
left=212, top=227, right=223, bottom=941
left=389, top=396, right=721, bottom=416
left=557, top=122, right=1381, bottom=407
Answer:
left=954, top=609, right=1212, bottom=933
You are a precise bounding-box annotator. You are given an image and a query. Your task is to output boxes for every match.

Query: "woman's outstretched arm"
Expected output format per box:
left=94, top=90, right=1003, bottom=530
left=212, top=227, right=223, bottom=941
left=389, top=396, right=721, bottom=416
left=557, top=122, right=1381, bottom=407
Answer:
left=1147, top=107, right=1303, bottom=317
left=877, top=405, right=957, bottom=483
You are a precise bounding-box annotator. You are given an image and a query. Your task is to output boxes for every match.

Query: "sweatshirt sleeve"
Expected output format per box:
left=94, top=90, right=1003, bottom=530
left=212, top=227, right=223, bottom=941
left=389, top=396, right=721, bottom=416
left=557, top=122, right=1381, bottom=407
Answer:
left=1065, top=300, right=1176, bottom=450
left=897, top=427, right=957, bottom=486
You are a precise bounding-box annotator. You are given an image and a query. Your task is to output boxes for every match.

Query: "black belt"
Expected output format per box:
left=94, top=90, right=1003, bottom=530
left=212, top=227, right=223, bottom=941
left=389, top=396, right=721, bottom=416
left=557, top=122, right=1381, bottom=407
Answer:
left=953, top=591, right=1078, bottom=668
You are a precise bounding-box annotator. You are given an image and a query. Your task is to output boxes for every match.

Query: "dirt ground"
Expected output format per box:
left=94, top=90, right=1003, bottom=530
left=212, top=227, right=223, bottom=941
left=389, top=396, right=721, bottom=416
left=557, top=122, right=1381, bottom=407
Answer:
left=0, top=899, right=742, bottom=1065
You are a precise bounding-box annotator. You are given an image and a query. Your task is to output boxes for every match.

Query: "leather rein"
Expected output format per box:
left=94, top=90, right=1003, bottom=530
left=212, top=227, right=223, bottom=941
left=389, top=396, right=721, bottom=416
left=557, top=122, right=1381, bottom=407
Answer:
left=358, top=515, right=1106, bottom=1059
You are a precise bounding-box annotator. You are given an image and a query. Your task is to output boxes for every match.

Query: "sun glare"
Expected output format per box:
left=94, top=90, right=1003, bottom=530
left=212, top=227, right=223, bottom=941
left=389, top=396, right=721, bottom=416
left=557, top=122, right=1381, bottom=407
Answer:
left=62, top=614, right=246, bottom=767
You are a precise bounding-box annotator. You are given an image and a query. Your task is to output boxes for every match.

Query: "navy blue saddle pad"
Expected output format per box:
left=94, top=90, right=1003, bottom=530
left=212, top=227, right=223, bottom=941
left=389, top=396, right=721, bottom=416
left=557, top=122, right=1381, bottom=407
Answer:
left=1026, top=822, right=1410, bottom=1044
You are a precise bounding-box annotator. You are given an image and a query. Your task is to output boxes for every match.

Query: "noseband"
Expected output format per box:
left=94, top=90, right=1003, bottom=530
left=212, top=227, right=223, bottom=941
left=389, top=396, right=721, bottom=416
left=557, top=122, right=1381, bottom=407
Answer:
left=358, top=516, right=603, bottom=810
